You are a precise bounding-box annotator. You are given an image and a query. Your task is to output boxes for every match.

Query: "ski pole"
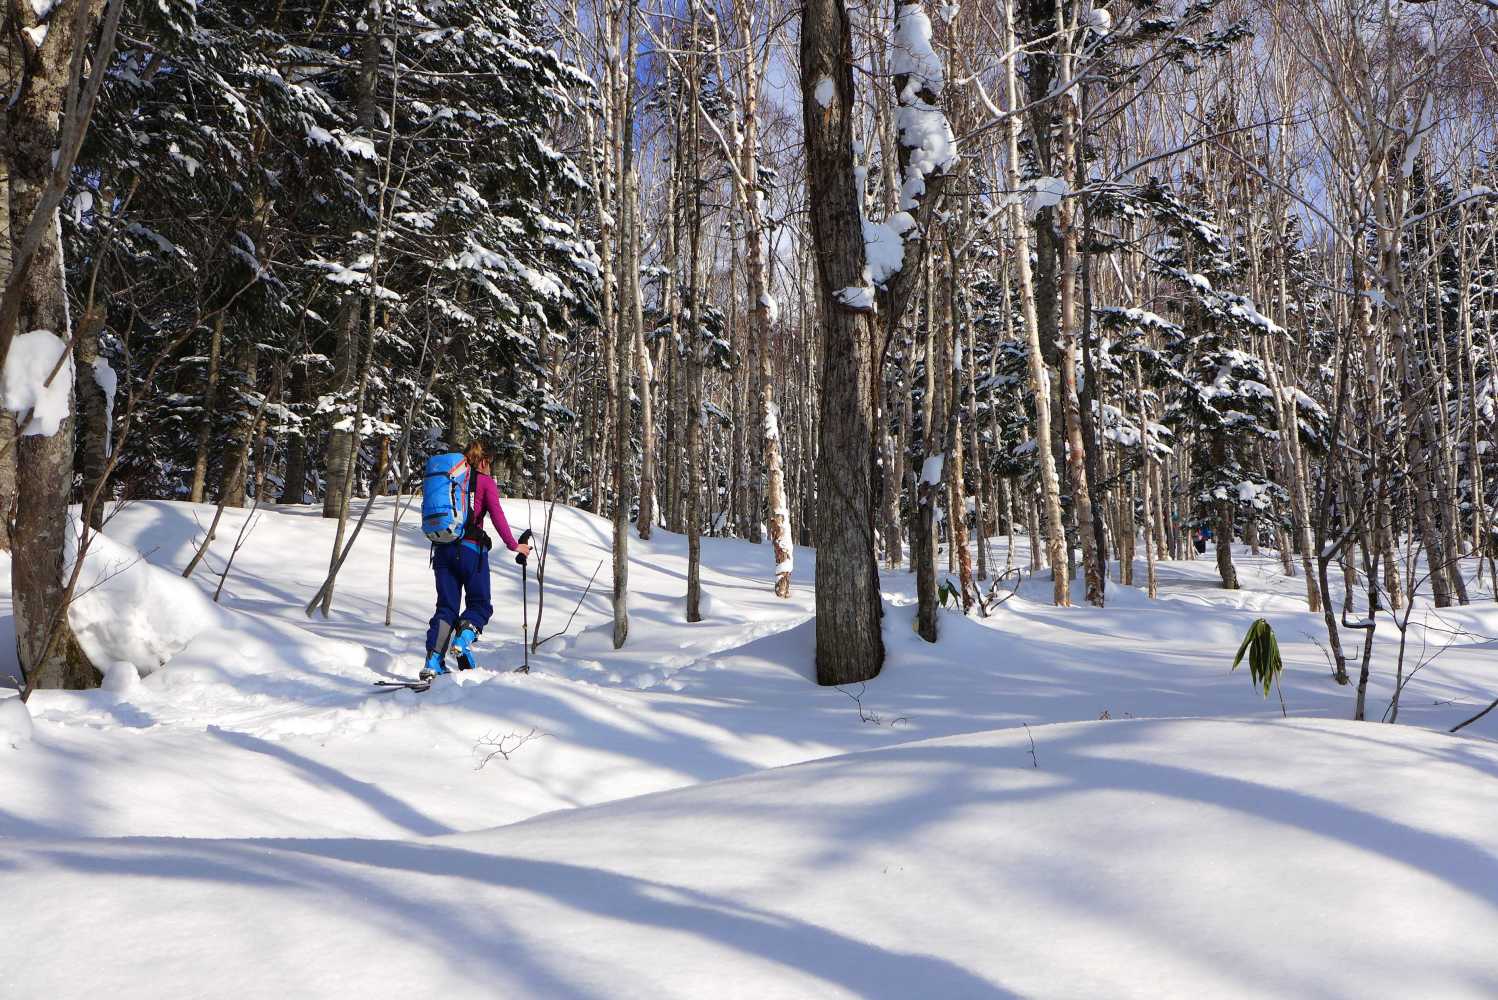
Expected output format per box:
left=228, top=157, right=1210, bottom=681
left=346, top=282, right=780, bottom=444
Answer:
left=515, top=528, right=532, bottom=673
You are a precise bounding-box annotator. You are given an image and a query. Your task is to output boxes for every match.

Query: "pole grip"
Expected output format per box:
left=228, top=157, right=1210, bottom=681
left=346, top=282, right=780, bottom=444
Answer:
left=515, top=528, right=533, bottom=566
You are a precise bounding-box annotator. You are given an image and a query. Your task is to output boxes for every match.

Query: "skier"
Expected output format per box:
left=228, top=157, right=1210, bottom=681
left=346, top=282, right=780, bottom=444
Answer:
left=422, top=439, right=529, bottom=680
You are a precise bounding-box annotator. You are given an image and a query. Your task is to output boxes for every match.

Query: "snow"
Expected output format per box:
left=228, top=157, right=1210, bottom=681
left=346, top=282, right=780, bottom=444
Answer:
left=306, top=126, right=378, bottom=162
left=2, top=329, right=73, bottom=436
left=863, top=214, right=913, bottom=285
left=835, top=283, right=876, bottom=311
left=1224, top=294, right=1285, bottom=335
left=0, top=694, right=31, bottom=748
left=919, top=452, right=944, bottom=485
left=758, top=292, right=779, bottom=324
left=892, top=4, right=944, bottom=90
left=167, top=141, right=200, bottom=177
left=1085, top=5, right=1113, bottom=32
left=893, top=105, right=958, bottom=211
left=92, top=356, right=117, bottom=456
left=70, top=188, right=93, bottom=225
left=1401, top=93, right=1434, bottom=179
left=888, top=3, right=958, bottom=211
left=311, top=257, right=402, bottom=301
left=813, top=75, right=836, bottom=108
left=22, top=23, right=46, bottom=47
left=341, top=134, right=379, bottom=161
left=63, top=529, right=227, bottom=681
left=1024, top=175, right=1068, bottom=218
left=3, top=501, right=1498, bottom=996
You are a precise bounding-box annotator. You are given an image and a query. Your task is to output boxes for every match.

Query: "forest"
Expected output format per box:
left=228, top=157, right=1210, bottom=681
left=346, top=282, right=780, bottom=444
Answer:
left=2, top=0, right=1495, bottom=702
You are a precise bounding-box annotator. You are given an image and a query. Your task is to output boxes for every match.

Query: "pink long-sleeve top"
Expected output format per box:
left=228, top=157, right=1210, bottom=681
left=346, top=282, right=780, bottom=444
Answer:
left=465, top=472, right=519, bottom=552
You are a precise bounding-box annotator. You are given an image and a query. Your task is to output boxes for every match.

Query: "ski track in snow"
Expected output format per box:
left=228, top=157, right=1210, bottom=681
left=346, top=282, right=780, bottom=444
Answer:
left=3, top=499, right=1498, bottom=996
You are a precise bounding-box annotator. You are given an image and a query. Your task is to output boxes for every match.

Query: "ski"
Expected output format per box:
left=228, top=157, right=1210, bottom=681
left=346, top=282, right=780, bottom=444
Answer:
left=374, top=679, right=433, bottom=693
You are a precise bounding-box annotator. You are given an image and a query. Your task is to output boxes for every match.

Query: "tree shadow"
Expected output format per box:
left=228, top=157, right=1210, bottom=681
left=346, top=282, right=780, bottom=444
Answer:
left=207, top=726, right=457, bottom=836
left=19, top=834, right=1020, bottom=998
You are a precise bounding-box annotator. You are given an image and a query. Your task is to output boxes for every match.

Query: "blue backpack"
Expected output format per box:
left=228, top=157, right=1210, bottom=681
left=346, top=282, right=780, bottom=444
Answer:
left=421, top=452, right=471, bottom=544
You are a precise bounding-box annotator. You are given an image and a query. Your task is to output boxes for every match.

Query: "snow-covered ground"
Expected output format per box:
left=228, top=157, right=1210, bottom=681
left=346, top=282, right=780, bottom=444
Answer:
left=3, top=499, right=1497, bottom=996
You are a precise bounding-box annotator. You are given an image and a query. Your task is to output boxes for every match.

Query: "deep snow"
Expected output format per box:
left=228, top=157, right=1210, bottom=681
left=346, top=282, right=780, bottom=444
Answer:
left=2, top=498, right=1496, bottom=996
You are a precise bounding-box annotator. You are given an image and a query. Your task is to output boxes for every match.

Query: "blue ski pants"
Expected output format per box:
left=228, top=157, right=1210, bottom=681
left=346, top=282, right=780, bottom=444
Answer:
left=426, top=542, right=492, bottom=652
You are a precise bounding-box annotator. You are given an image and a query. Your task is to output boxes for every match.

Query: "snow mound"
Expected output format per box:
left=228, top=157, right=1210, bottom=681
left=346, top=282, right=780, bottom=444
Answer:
left=0, top=695, right=31, bottom=748
left=67, top=529, right=224, bottom=679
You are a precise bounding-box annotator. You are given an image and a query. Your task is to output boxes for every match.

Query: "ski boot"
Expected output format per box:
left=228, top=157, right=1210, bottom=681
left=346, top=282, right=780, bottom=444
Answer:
left=418, top=649, right=448, bottom=682
left=451, top=623, right=480, bottom=671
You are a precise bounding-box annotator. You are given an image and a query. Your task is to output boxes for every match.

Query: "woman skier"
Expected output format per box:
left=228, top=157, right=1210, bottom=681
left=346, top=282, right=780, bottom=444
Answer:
left=422, top=439, right=528, bottom=679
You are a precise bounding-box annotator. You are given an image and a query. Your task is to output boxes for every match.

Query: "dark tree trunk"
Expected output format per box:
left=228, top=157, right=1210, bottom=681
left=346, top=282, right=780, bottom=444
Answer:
left=802, top=0, right=883, bottom=685
left=1213, top=437, right=1239, bottom=590
left=188, top=314, right=223, bottom=503
left=220, top=341, right=257, bottom=507
left=322, top=302, right=359, bottom=518
left=280, top=360, right=311, bottom=503
left=0, top=121, right=11, bottom=553
left=0, top=412, right=15, bottom=553
left=75, top=311, right=110, bottom=530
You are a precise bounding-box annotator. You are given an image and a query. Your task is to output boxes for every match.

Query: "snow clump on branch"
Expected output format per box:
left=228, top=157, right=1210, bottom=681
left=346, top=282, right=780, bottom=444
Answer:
left=838, top=3, right=959, bottom=310
left=2, top=330, right=74, bottom=437
left=891, top=2, right=958, bottom=212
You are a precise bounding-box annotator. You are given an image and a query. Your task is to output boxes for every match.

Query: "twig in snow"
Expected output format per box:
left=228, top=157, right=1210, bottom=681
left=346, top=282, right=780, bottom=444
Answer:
left=67, top=538, right=160, bottom=607
left=838, top=683, right=882, bottom=725
left=980, top=567, right=1025, bottom=614
left=536, top=558, right=605, bottom=650
left=1303, top=631, right=1337, bottom=681
left=1024, top=723, right=1039, bottom=768
left=1450, top=698, right=1498, bottom=735
left=474, top=728, right=548, bottom=769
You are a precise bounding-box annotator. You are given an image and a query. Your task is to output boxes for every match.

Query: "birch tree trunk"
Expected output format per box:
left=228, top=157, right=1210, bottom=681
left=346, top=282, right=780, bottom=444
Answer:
left=7, top=0, right=107, bottom=690
left=1004, top=0, right=1068, bottom=605
left=945, top=246, right=976, bottom=610
left=726, top=4, right=794, bottom=597
left=1135, top=358, right=1158, bottom=598
left=611, top=22, right=636, bottom=648
left=684, top=27, right=705, bottom=623
left=1055, top=28, right=1102, bottom=607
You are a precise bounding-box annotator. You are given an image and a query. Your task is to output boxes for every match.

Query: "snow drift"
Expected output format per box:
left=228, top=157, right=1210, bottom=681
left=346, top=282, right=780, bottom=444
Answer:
left=4, top=718, right=1496, bottom=998
left=65, top=528, right=224, bottom=679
